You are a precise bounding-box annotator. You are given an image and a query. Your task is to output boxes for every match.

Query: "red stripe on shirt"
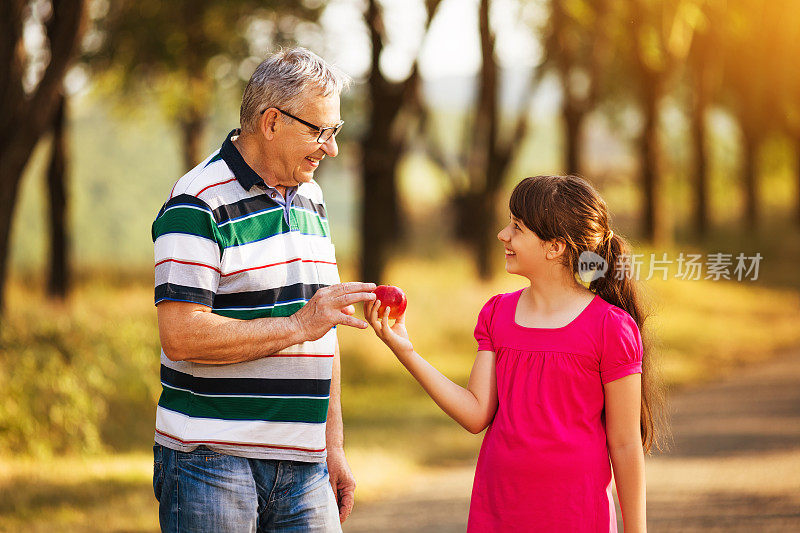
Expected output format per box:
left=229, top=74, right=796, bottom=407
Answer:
left=156, top=258, right=221, bottom=273
left=155, top=429, right=327, bottom=453
left=268, top=353, right=334, bottom=358
left=196, top=177, right=237, bottom=196
left=221, top=257, right=337, bottom=277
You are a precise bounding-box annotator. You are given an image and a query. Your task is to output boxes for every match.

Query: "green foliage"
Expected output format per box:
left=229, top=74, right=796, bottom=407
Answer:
left=0, top=273, right=160, bottom=455
left=82, top=0, right=322, bottom=166
left=86, top=0, right=319, bottom=84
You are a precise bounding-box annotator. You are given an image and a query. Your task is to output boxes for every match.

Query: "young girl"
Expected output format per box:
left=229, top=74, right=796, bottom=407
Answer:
left=365, top=175, right=666, bottom=532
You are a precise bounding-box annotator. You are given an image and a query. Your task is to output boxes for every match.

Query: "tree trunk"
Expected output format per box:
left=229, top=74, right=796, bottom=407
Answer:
left=454, top=190, right=495, bottom=279
left=360, top=127, right=402, bottom=283
left=454, top=163, right=509, bottom=280
left=0, top=0, right=85, bottom=315
left=47, top=94, right=70, bottom=299
left=796, top=135, right=800, bottom=226
left=447, top=0, right=528, bottom=280
left=359, top=0, right=401, bottom=284
left=179, top=109, right=206, bottom=171
left=741, top=129, right=759, bottom=230
left=358, top=0, right=439, bottom=283
left=474, top=193, right=495, bottom=279
left=476, top=186, right=502, bottom=279
left=463, top=0, right=500, bottom=280
left=550, top=0, right=583, bottom=176
left=690, top=89, right=709, bottom=237
left=180, top=7, right=209, bottom=171
left=639, top=78, right=667, bottom=244
left=563, top=106, right=582, bottom=175
left=0, top=167, right=24, bottom=314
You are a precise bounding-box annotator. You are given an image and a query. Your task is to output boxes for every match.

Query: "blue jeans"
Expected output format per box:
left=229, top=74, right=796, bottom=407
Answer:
left=153, top=444, right=342, bottom=532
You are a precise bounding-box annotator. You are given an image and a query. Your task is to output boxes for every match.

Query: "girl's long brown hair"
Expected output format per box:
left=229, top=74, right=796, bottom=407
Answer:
left=509, top=175, right=669, bottom=453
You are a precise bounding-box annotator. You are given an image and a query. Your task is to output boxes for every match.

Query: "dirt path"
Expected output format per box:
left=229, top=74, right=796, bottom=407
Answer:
left=344, top=351, right=800, bottom=532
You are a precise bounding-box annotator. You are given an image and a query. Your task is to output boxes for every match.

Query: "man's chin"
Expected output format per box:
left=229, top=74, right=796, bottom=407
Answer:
left=294, top=172, right=315, bottom=184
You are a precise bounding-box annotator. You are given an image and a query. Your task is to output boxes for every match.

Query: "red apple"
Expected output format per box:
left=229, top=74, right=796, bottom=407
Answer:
left=373, top=285, right=407, bottom=319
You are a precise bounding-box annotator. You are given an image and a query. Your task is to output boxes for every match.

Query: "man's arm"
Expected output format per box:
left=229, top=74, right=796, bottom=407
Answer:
left=326, top=340, right=356, bottom=523
left=157, top=282, right=376, bottom=365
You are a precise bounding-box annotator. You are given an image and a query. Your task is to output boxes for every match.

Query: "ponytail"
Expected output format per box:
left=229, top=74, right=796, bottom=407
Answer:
left=590, top=234, right=642, bottom=326
left=591, top=233, right=670, bottom=454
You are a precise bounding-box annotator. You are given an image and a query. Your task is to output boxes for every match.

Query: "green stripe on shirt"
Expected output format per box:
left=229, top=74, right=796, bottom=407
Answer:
left=158, top=386, right=330, bottom=423
left=153, top=206, right=220, bottom=242
left=212, top=301, right=306, bottom=320
left=218, top=208, right=329, bottom=248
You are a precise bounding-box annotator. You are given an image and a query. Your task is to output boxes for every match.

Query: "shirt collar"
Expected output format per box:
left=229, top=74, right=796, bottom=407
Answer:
left=220, top=129, right=262, bottom=191
left=219, top=129, right=299, bottom=201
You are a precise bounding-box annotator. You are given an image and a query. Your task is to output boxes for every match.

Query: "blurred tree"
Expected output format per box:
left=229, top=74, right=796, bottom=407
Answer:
left=0, top=0, right=86, bottom=315
left=540, top=0, right=611, bottom=175
left=87, top=0, right=319, bottom=170
left=46, top=94, right=70, bottom=299
left=623, top=0, right=700, bottom=245
left=685, top=0, right=724, bottom=237
left=423, top=0, right=537, bottom=279
left=359, top=0, right=443, bottom=283
left=770, top=0, right=800, bottom=225
left=719, top=0, right=778, bottom=230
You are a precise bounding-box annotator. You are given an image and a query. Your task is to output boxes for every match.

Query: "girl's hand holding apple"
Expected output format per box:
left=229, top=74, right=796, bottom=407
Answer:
left=364, top=285, right=414, bottom=357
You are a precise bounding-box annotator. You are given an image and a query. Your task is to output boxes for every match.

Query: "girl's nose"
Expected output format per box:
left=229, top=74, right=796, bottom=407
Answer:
left=498, top=226, right=509, bottom=242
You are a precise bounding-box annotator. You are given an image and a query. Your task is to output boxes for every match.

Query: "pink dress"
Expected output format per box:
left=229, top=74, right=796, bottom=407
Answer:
left=468, top=290, right=643, bottom=532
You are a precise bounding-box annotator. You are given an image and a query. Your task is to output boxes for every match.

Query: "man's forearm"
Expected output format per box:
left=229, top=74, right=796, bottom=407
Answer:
left=326, top=340, right=345, bottom=449
left=158, top=282, right=376, bottom=365
left=159, top=304, right=308, bottom=365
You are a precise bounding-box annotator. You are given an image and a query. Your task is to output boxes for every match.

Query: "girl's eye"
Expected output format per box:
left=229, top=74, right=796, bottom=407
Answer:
left=514, top=224, right=521, bottom=230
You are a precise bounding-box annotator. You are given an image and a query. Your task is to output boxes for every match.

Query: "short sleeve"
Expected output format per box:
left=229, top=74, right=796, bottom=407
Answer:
left=474, top=294, right=502, bottom=352
left=600, top=307, right=643, bottom=384
left=152, top=194, right=222, bottom=308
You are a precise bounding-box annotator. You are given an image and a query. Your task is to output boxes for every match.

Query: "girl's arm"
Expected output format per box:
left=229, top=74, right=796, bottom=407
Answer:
left=365, top=300, right=498, bottom=434
left=605, top=372, right=647, bottom=533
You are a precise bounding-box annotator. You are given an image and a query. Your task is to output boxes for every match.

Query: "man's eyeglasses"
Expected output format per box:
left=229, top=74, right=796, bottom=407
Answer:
left=260, top=107, right=344, bottom=144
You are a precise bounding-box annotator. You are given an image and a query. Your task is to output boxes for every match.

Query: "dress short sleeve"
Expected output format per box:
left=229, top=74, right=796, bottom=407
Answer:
left=600, top=306, right=643, bottom=384
left=474, top=294, right=502, bottom=352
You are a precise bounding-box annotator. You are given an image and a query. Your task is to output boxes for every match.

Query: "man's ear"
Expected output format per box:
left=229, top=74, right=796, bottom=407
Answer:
left=259, top=108, right=280, bottom=140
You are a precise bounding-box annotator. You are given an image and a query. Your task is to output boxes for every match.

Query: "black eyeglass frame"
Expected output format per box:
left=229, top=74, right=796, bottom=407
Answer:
left=260, top=107, right=344, bottom=144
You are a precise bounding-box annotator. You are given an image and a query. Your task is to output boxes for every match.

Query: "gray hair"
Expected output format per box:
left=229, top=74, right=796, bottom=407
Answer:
left=240, top=47, right=351, bottom=134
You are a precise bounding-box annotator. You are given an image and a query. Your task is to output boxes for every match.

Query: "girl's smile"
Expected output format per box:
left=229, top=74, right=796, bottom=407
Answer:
left=497, top=215, right=549, bottom=277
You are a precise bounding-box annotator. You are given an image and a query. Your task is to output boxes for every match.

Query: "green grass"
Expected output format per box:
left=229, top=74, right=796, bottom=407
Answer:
left=0, top=453, right=158, bottom=532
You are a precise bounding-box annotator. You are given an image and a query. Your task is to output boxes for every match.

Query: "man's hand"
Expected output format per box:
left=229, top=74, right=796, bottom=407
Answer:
left=327, top=447, right=356, bottom=523
left=292, top=282, right=377, bottom=341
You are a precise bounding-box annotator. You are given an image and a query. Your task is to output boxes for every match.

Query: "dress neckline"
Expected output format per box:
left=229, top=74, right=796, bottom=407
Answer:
left=511, top=289, right=598, bottom=331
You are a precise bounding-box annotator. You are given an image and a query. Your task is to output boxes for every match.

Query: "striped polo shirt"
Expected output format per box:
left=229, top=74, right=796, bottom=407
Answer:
left=151, top=129, right=339, bottom=462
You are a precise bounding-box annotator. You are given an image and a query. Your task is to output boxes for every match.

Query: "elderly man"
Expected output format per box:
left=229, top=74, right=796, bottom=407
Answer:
left=151, top=48, right=375, bottom=532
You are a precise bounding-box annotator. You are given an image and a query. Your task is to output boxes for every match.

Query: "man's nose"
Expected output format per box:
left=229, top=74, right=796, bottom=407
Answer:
left=321, top=135, right=338, bottom=157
